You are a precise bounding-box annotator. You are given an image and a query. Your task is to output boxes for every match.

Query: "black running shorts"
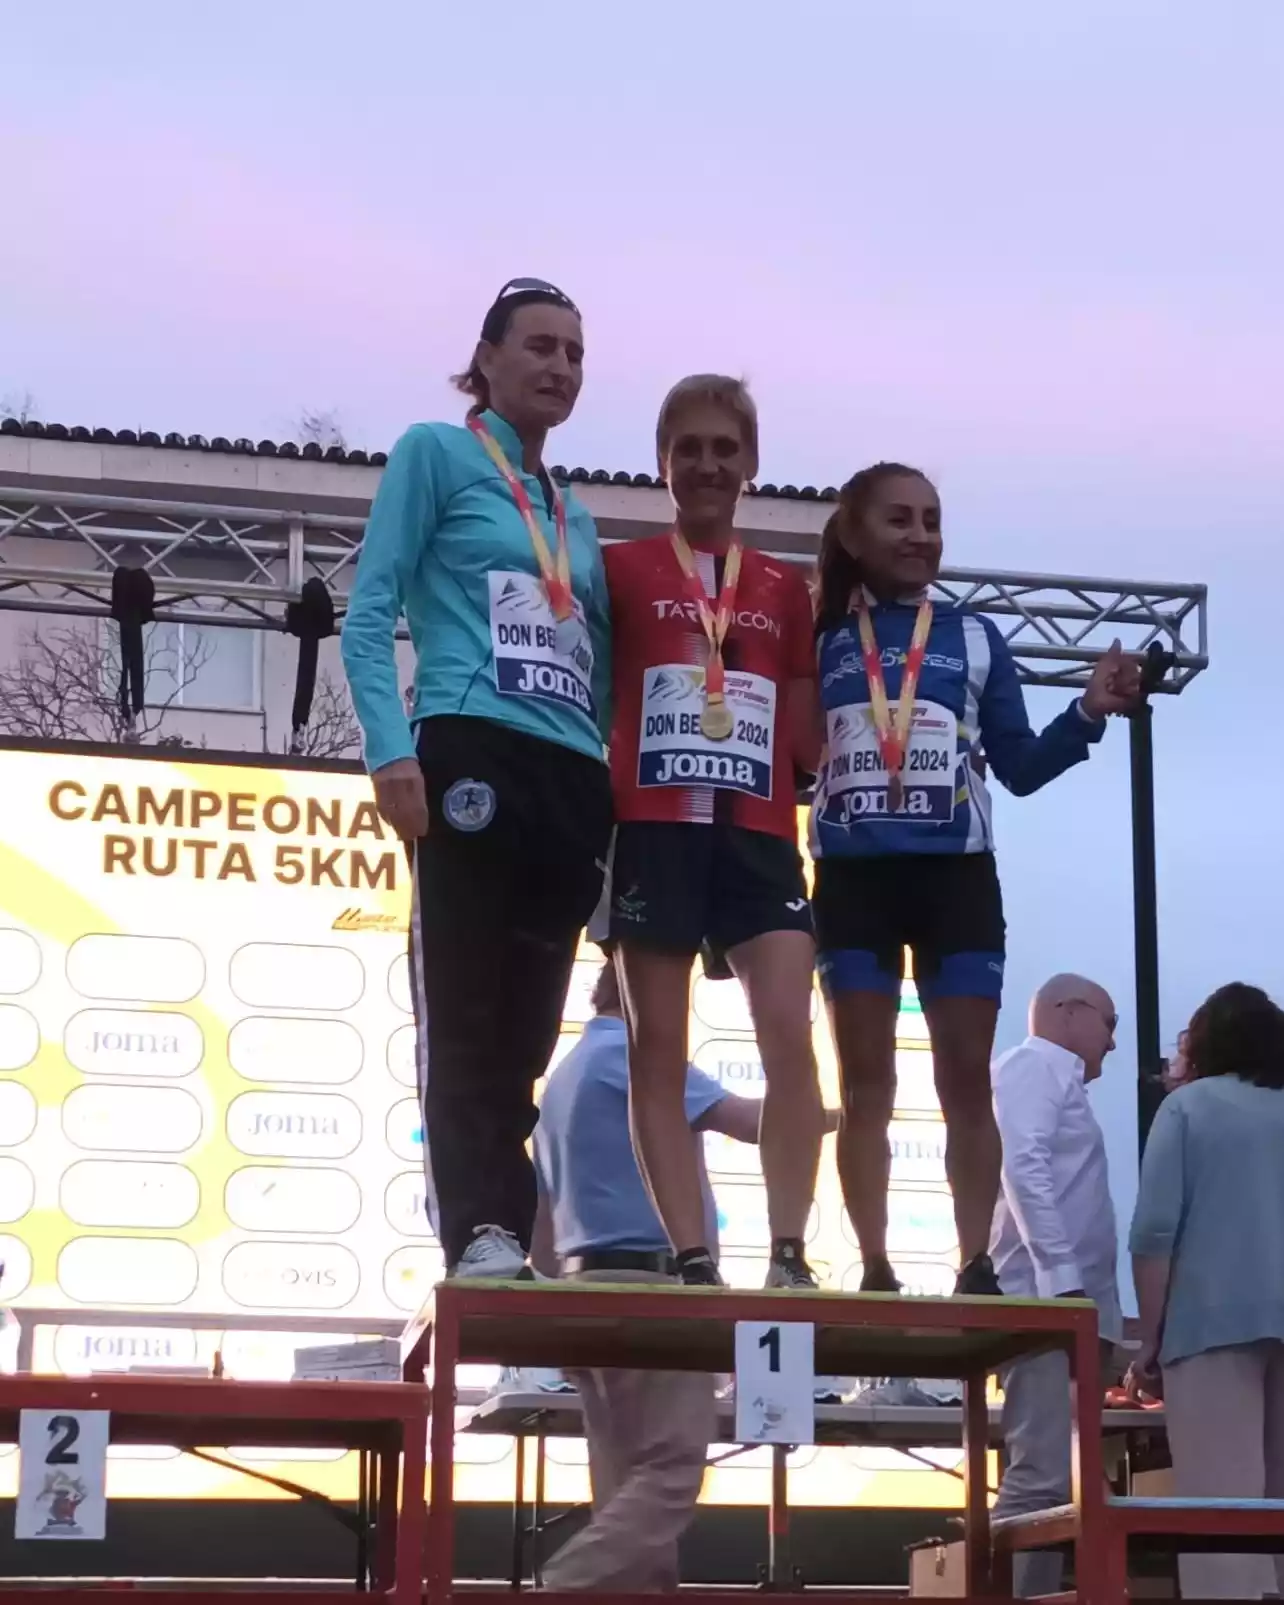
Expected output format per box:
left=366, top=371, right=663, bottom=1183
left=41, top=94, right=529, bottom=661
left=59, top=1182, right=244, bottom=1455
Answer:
left=812, top=851, right=1006, bottom=1003
left=608, top=821, right=813, bottom=957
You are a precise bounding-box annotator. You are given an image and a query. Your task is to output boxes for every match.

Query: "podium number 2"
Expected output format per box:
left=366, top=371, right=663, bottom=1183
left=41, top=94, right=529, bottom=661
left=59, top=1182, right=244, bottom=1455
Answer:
left=758, top=1326, right=781, bottom=1373
left=47, top=1416, right=81, bottom=1466
left=16, top=1407, right=110, bottom=1541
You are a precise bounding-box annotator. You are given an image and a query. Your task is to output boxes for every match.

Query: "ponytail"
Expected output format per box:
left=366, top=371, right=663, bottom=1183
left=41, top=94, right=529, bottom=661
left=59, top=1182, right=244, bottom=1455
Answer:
left=814, top=506, right=860, bottom=638
left=450, top=360, right=488, bottom=414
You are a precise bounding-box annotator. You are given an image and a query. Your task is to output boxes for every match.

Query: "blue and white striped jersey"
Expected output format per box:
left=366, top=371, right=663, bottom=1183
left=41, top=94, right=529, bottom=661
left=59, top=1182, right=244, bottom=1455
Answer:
left=810, top=602, right=1104, bottom=860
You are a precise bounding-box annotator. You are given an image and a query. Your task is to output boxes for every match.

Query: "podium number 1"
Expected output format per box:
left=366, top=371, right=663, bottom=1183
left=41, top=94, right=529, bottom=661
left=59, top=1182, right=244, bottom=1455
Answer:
left=733, top=1320, right=815, bottom=1445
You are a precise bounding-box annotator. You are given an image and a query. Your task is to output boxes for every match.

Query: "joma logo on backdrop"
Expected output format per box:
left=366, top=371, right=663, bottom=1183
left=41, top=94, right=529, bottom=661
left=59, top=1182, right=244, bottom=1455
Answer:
left=712, top=1057, right=765, bottom=1086
left=228, top=1093, right=362, bottom=1159
left=249, top=1112, right=339, bottom=1138
left=91, top=1029, right=178, bottom=1056
left=64, top=1011, right=205, bottom=1079
left=46, top=780, right=400, bottom=889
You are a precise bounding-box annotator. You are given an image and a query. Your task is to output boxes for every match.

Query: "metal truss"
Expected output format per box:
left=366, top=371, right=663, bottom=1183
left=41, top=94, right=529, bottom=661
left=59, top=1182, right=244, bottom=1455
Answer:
left=0, top=486, right=363, bottom=633
left=0, top=486, right=1208, bottom=692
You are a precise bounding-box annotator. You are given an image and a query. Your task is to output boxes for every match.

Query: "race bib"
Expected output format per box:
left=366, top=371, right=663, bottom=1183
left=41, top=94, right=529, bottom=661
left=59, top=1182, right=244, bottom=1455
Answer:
left=488, top=571, right=595, bottom=719
left=638, top=665, right=776, bottom=800
left=821, top=699, right=957, bottom=825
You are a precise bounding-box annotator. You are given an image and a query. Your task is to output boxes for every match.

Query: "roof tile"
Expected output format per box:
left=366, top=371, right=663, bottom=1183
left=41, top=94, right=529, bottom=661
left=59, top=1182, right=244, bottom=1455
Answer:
left=0, top=416, right=838, bottom=501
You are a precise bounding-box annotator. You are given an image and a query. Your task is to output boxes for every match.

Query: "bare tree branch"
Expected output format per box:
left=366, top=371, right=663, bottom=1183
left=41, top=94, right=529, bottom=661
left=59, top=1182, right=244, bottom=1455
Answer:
left=295, top=407, right=348, bottom=453
left=0, top=623, right=212, bottom=745
left=1, top=388, right=39, bottom=425
left=290, top=669, right=362, bottom=760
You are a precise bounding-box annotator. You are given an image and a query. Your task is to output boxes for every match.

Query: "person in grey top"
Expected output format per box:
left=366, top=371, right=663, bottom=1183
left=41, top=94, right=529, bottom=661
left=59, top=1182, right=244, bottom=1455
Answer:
left=1128, top=982, right=1284, bottom=1602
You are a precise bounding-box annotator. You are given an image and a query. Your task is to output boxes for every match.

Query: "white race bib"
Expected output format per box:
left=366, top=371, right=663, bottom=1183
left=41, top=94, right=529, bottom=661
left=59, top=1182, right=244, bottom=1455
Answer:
left=637, top=665, right=776, bottom=800
left=488, top=571, right=595, bottom=719
left=821, top=699, right=957, bottom=825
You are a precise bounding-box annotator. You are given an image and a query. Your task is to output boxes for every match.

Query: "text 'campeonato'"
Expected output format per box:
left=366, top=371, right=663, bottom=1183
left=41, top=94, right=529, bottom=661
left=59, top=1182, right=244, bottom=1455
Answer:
left=45, top=781, right=401, bottom=890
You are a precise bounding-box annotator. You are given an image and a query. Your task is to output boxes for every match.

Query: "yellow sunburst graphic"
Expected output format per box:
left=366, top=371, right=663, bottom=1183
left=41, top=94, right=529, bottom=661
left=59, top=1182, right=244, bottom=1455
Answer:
left=0, top=755, right=961, bottom=1512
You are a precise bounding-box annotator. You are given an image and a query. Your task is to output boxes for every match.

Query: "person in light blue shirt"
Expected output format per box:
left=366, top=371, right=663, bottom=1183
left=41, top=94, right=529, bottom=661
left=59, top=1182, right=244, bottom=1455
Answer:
left=1128, top=982, right=1284, bottom=1602
left=531, top=958, right=762, bottom=1592
left=534, top=969, right=765, bottom=1266
left=340, top=278, right=613, bottom=1280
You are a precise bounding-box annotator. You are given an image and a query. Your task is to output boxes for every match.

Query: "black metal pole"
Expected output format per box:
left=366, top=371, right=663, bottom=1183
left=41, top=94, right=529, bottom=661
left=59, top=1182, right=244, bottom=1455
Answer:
left=1130, top=644, right=1174, bottom=1156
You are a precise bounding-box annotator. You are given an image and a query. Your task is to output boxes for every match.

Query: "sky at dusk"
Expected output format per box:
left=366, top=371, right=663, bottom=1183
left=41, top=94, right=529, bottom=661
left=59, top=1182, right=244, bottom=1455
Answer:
left=5, top=1, right=1284, bottom=1266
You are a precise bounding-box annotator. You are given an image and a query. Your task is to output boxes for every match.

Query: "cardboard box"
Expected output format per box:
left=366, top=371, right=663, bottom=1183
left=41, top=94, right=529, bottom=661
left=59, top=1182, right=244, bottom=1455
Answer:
left=908, top=1538, right=964, bottom=1596
left=908, top=1536, right=1174, bottom=1598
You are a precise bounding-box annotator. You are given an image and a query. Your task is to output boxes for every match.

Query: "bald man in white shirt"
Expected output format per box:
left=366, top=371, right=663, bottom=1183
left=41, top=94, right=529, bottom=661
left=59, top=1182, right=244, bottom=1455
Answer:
left=989, top=974, right=1122, bottom=1598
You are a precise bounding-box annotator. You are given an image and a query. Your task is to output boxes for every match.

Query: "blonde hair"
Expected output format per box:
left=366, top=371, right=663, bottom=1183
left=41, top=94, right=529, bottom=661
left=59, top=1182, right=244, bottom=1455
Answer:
left=655, top=374, right=759, bottom=479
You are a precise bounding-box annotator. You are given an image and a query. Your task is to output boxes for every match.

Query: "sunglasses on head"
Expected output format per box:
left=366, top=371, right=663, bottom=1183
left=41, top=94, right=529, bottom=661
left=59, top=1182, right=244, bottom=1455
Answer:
left=494, top=277, right=579, bottom=314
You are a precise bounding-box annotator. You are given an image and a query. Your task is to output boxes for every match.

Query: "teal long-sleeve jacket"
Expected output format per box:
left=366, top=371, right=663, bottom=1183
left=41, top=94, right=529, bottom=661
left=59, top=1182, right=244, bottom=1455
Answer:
left=340, top=409, right=611, bottom=774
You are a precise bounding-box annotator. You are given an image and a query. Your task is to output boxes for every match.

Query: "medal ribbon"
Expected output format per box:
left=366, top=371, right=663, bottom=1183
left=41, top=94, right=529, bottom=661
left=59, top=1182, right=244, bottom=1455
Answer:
left=855, top=594, right=934, bottom=786
left=669, top=529, right=743, bottom=700
left=468, top=416, right=572, bottom=620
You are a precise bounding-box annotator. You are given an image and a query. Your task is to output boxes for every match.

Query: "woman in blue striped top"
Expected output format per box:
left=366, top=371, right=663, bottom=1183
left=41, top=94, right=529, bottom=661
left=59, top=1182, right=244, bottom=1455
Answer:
left=809, top=463, right=1138, bottom=1296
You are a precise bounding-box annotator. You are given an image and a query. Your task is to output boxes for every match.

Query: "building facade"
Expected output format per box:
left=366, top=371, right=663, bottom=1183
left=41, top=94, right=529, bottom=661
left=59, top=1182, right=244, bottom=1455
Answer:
left=0, top=425, right=831, bottom=758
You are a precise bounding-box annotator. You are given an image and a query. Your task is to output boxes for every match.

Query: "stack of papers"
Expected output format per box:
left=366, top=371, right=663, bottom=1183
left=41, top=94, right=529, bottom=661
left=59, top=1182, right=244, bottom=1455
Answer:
left=292, top=1339, right=401, bottom=1382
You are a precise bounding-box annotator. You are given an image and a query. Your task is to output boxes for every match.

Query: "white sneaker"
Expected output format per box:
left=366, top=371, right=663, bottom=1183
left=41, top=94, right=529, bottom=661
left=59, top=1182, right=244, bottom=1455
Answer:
left=450, top=1226, right=528, bottom=1280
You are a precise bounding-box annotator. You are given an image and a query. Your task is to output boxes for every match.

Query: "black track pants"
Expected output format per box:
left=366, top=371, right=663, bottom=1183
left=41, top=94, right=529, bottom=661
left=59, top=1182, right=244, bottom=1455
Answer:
left=408, top=716, right=612, bottom=1268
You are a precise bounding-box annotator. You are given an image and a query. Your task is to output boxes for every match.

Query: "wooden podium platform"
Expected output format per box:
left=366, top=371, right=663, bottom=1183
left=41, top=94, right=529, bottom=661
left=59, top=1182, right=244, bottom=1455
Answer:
left=0, top=1372, right=429, bottom=1605
left=460, top=1388, right=1162, bottom=1593
left=403, top=1279, right=1104, bottom=1604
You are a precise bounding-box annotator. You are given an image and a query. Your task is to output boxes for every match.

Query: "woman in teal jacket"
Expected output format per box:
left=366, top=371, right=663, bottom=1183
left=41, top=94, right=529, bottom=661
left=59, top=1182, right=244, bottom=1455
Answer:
left=342, top=278, right=612, bottom=1280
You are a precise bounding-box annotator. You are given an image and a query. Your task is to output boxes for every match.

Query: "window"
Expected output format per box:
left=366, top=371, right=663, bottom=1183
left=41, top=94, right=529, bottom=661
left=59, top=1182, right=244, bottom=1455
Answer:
left=145, top=622, right=262, bottom=712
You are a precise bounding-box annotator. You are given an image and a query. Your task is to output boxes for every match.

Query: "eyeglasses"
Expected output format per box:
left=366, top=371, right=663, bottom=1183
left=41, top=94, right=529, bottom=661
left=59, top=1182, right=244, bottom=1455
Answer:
left=1058, top=998, right=1119, bottom=1033
left=494, top=277, right=579, bottom=314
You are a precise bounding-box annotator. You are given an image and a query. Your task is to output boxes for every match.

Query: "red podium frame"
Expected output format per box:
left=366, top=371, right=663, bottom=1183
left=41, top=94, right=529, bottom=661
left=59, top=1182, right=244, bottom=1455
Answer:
left=0, top=1372, right=429, bottom=1604
left=403, top=1280, right=1103, bottom=1604
left=995, top=1491, right=1284, bottom=1601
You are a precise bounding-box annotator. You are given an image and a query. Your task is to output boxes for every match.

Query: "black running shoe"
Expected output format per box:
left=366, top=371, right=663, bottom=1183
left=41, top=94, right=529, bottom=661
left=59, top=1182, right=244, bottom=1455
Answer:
left=858, top=1255, right=903, bottom=1294
left=676, top=1249, right=724, bottom=1287
left=766, top=1240, right=819, bottom=1290
left=954, top=1253, right=1003, bottom=1296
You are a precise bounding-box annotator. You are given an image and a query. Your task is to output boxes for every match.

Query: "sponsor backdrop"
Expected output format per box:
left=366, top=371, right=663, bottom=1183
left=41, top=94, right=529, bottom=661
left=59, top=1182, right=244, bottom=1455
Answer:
left=0, top=749, right=962, bottom=1508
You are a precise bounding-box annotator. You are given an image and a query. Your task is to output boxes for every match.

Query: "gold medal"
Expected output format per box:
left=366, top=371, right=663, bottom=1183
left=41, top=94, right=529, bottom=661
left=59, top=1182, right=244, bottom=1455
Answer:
left=700, top=698, right=735, bottom=741
left=855, top=596, right=934, bottom=823
left=670, top=529, right=744, bottom=747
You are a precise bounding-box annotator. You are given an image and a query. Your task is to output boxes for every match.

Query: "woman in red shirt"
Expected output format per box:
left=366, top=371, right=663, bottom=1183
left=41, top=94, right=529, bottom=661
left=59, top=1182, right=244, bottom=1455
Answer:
left=604, top=376, right=826, bottom=1287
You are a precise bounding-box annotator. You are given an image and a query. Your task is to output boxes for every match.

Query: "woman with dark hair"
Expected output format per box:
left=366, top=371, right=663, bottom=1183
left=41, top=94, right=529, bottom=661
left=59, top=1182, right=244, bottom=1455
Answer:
left=1128, top=982, right=1284, bottom=1601
left=809, top=463, right=1138, bottom=1294
left=342, top=278, right=612, bottom=1280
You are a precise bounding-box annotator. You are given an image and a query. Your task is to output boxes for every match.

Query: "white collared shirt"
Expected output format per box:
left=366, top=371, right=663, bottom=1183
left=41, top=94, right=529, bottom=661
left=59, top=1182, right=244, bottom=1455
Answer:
left=988, top=1035, right=1122, bottom=1341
